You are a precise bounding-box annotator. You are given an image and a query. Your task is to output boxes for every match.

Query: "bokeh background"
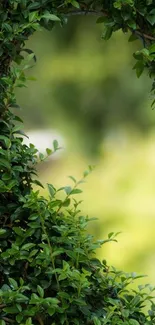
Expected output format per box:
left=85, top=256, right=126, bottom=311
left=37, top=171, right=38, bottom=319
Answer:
left=15, top=16, right=155, bottom=286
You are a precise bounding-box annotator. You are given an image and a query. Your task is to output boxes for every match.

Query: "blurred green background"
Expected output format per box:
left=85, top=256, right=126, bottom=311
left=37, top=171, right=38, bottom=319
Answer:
left=16, top=16, right=155, bottom=286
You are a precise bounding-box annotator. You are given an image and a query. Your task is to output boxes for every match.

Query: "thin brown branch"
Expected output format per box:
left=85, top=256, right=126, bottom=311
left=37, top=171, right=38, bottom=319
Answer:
left=0, top=303, right=7, bottom=308
left=2, top=317, right=14, bottom=323
left=135, top=30, right=155, bottom=41
left=65, top=9, right=155, bottom=41
left=36, top=315, right=44, bottom=325
left=64, top=9, right=108, bottom=17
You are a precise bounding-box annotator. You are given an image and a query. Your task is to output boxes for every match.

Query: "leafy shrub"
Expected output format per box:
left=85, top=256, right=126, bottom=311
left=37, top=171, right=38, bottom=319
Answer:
left=0, top=112, right=155, bottom=325
left=0, top=1, right=155, bottom=324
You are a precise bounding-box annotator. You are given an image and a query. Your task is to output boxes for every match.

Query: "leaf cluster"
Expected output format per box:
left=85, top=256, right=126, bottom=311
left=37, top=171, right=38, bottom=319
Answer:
left=0, top=112, right=155, bottom=325
left=0, top=0, right=155, bottom=112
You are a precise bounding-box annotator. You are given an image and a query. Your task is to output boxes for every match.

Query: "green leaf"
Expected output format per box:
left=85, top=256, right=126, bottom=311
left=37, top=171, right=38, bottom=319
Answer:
left=71, top=0, right=80, bottom=8
left=93, top=317, right=101, bottom=325
left=64, top=186, right=72, bottom=195
left=16, top=314, right=23, bottom=323
left=128, top=33, right=138, bottom=42
left=13, top=227, right=24, bottom=237
left=0, top=321, right=6, bottom=325
left=129, top=320, right=140, bottom=325
left=28, top=2, right=40, bottom=9
left=47, top=183, right=56, bottom=197
left=53, top=139, right=59, bottom=150
left=42, top=12, right=60, bottom=22
left=122, top=309, right=129, bottom=318
left=39, top=152, right=44, bottom=161
left=149, top=44, right=155, bottom=54
left=128, top=20, right=137, bottom=30
left=22, top=243, right=35, bottom=251
left=29, top=293, right=40, bottom=304
left=96, top=17, right=106, bottom=24
left=28, top=214, right=39, bottom=221
left=46, top=147, right=52, bottom=155
left=47, top=307, right=55, bottom=316
left=7, top=180, right=18, bottom=190
left=29, top=11, right=38, bottom=22
left=146, top=14, right=155, bottom=25
left=108, top=232, right=114, bottom=239
left=8, top=278, right=18, bottom=290
left=0, top=135, right=11, bottom=148
left=52, top=249, right=65, bottom=257
left=58, top=273, right=68, bottom=281
left=26, top=317, right=33, bottom=325
left=45, top=297, right=59, bottom=305
left=0, top=229, right=6, bottom=235
left=37, top=285, right=44, bottom=298
left=16, top=293, right=29, bottom=303
left=70, top=188, right=82, bottom=195
left=68, top=175, right=77, bottom=183
left=0, top=158, right=11, bottom=170
left=102, top=27, right=113, bottom=40
left=2, top=23, right=12, bottom=33
left=62, top=198, right=71, bottom=207
left=133, top=61, right=144, bottom=78
left=33, top=179, right=44, bottom=188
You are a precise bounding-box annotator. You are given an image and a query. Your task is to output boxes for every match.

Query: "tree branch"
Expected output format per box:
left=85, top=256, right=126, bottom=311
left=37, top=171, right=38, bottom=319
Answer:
left=0, top=304, right=7, bottom=308
left=64, top=9, right=155, bottom=41
left=36, top=315, right=44, bottom=325
left=134, top=30, right=155, bottom=41
left=64, top=9, right=107, bottom=17
left=2, top=317, right=14, bottom=323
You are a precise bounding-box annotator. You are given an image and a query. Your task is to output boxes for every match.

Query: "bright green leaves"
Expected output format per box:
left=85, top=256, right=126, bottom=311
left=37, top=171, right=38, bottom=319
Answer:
left=47, top=183, right=56, bottom=198
left=93, top=317, right=101, bottom=325
left=0, top=228, right=6, bottom=235
left=38, top=139, right=60, bottom=163
left=1, top=123, right=155, bottom=325
left=65, top=0, right=80, bottom=9
left=41, top=12, right=60, bottom=22
left=114, top=0, right=134, bottom=10
left=8, top=278, right=18, bottom=290
left=29, top=11, right=38, bottom=23
left=37, top=285, right=44, bottom=298
left=0, top=320, right=6, bottom=325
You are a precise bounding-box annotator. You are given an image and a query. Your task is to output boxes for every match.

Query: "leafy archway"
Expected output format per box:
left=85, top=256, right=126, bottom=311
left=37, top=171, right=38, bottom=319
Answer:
left=0, top=1, right=155, bottom=325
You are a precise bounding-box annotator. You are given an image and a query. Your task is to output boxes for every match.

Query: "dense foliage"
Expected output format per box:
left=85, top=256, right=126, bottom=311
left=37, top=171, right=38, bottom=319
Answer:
left=0, top=0, right=155, bottom=116
left=0, top=1, right=155, bottom=324
left=1, top=113, right=155, bottom=325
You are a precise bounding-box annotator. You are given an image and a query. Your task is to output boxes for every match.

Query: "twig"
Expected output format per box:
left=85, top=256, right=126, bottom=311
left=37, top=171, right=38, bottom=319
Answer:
left=2, top=317, right=14, bottom=323
left=0, top=304, right=7, bottom=308
left=64, top=10, right=155, bottom=41
left=36, top=315, right=44, bottom=325
left=64, top=9, right=108, bottom=17
left=135, top=30, right=155, bottom=41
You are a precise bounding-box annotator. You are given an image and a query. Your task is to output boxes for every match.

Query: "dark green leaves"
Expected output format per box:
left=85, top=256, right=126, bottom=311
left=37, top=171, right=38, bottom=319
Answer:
left=102, top=27, right=113, bottom=41
left=146, top=9, right=155, bottom=26
left=133, top=61, right=145, bottom=78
